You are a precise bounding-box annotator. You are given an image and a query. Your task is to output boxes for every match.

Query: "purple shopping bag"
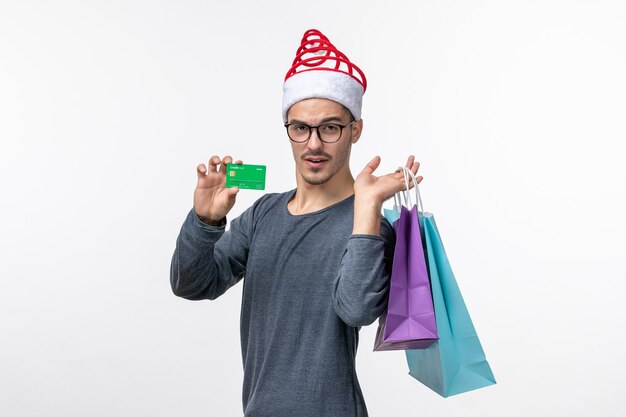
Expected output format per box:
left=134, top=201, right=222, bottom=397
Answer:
left=373, top=204, right=438, bottom=351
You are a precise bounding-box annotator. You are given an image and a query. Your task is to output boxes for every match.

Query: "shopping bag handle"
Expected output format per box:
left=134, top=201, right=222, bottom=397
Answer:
left=393, top=166, right=424, bottom=213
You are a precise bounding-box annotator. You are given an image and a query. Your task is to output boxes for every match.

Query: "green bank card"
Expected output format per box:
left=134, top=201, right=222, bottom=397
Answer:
left=225, top=163, right=266, bottom=190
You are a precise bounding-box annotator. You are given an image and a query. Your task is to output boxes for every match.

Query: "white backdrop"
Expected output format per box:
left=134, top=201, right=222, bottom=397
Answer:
left=1, top=1, right=625, bottom=416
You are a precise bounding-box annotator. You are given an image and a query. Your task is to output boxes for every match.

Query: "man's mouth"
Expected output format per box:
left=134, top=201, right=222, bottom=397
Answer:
left=303, top=156, right=329, bottom=168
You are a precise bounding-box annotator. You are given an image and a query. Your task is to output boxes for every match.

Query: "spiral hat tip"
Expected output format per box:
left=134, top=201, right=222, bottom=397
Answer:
left=282, top=29, right=367, bottom=122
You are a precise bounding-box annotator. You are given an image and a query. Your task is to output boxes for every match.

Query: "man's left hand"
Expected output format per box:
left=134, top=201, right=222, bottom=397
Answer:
left=354, top=155, right=423, bottom=206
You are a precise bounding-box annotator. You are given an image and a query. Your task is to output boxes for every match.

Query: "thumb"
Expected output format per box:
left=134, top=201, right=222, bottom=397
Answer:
left=226, top=186, right=240, bottom=200
left=360, top=156, right=381, bottom=176
left=222, top=186, right=240, bottom=210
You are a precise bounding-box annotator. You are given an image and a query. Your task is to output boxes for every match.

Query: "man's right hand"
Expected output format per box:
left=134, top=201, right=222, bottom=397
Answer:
left=194, top=155, right=242, bottom=225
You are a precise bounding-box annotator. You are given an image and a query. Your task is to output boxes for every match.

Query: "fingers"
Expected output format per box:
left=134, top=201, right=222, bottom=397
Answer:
left=407, top=175, right=424, bottom=189
left=407, top=155, right=421, bottom=184
left=403, top=154, right=420, bottom=174
left=204, top=155, right=239, bottom=176
left=208, top=155, right=220, bottom=174
left=221, top=155, right=233, bottom=172
left=197, top=163, right=207, bottom=179
left=411, top=161, right=420, bottom=175
left=405, top=155, right=415, bottom=169
left=361, top=156, right=381, bottom=175
left=404, top=156, right=423, bottom=188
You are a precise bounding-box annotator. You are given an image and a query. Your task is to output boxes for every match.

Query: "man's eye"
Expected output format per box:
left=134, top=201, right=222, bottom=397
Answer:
left=293, top=124, right=308, bottom=133
left=320, top=124, right=339, bottom=133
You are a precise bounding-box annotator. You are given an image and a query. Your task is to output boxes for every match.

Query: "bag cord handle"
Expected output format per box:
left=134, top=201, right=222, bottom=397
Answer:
left=393, top=166, right=424, bottom=212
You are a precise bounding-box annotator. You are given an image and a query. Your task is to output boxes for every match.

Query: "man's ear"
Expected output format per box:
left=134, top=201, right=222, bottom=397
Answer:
left=351, top=119, right=363, bottom=144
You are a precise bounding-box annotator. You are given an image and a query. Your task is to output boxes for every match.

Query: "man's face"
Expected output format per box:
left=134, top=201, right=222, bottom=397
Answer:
left=286, top=98, right=362, bottom=186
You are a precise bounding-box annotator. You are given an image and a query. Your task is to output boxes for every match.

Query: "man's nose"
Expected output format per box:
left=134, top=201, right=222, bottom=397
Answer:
left=307, top=128, right=324, bottom=150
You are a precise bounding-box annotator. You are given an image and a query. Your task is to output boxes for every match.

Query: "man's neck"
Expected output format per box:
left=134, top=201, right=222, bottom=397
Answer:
left=288, top=171, right=355, bottom=215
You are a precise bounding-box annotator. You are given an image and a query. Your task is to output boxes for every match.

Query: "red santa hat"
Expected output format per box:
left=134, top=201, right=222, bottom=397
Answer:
left=282, top=29, right=367, bottom=122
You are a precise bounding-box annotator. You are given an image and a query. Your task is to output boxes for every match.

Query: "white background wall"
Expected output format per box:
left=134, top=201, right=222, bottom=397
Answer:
left=1, top=1, right=625, bottom=416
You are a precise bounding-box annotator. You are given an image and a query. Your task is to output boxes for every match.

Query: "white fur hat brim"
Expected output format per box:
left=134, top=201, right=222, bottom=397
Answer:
left=282, top=70, right=364, bottom=123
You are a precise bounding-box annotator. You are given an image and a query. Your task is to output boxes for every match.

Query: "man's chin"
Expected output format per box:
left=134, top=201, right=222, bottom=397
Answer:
left=302, top=172, right=332, bottom=186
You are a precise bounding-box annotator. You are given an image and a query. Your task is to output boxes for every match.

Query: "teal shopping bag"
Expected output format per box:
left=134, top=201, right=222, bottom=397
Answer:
left=405, top=212, right=496, bottom=397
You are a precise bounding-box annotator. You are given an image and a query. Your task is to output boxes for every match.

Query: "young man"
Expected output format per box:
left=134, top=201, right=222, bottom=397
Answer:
left=170, top=29, right=421, bottom=417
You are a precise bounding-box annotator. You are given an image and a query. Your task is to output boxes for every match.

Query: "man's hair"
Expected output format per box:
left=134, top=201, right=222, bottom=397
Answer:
left=286, top=101, right=356, bottom=122
left=340, top=103, right=356, bottom=122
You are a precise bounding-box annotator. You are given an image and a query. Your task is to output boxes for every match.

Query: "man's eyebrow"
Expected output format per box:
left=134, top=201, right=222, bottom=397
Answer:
left=287, top=119, right=307, bottom=125
left=320, top=116, right=348, bottom=124
left=287, top=116, right=348, bottom=125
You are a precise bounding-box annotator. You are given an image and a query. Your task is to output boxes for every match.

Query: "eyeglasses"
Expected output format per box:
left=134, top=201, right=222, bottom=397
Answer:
left=284, top=121, right=356, bottom=143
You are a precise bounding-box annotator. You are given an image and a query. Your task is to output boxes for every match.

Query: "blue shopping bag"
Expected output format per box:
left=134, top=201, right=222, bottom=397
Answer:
left=386, top=167, right=496, bottom=397
left=405, top=212, right=496, bottom=397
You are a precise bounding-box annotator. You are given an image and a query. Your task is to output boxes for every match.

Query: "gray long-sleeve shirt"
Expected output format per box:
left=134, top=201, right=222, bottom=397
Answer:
left=170, top=189, right=394, bottom=417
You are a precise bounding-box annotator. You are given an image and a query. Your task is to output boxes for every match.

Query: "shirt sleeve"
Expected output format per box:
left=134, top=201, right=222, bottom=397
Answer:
left=169, top=204, right=255, bottom=301
left=332, top=217, right=395, bottom=327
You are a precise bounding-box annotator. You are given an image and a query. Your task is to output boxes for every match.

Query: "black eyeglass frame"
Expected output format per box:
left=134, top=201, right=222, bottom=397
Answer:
left=284, top=121, right=356, bottom=143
